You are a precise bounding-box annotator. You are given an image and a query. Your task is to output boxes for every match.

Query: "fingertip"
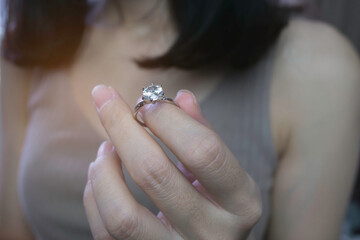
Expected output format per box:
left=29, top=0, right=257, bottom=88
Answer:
left=175, top=89, right=199, bottom=109
left=97, top=141, right=114, bottom=158
left=91, top=85, right=118, bottom=112
left=91, top=84, right=107, bottom=97
left=174, top=89, right=212, bottom=127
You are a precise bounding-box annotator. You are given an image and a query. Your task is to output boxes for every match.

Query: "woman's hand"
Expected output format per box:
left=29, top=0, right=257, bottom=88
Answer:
left=83, top=85, right=262, bottom=240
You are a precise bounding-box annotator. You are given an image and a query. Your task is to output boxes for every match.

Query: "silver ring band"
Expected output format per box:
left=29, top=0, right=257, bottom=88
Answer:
left=134, top=97, right=178, bottom=127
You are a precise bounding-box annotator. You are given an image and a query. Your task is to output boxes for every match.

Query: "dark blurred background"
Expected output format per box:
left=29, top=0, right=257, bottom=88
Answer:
left=308, top=0, right=360, bottom=52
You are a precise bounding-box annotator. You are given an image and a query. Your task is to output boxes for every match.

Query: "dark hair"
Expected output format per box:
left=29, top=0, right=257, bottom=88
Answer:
left=1, top=0, right=293, bottom=70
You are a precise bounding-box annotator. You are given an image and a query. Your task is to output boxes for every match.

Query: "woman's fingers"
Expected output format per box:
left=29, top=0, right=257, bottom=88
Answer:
left=91, top=86, right=217, bottom=238
left=85, top=141, right=174, bottom=239
left=139, top=90, right=261, bottom=216
left=174, top=91, right=229, bottom=209
left=83, top=180, right=115, bottom=240
left=173, top=90, right=212, bottom=128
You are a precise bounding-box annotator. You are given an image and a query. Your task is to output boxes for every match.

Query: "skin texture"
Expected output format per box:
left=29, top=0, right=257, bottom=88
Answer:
left=268, top=18, right=360, bottom=239
left=84, top=87, right=261, bottom=239
left=0, top=5, right=360, bottom=240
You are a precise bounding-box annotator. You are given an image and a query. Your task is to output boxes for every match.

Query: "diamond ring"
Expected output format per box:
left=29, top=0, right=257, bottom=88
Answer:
left=134, top=83, right=178, bottom=126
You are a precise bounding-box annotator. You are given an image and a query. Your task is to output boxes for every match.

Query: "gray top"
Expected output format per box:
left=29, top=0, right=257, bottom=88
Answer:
left=18, top=48, right=278, bottom=240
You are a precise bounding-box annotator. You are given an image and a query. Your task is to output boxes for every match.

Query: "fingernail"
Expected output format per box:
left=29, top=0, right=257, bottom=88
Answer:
left=97, top=141, right=114, bottom=158
left=91, top=85, right=116, bottom=111
left=176, top=89, right=200, bottom=109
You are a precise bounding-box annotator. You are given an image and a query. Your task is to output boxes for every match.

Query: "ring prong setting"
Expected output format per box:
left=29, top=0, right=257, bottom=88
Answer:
left=135, top=83, right=178, bottom=127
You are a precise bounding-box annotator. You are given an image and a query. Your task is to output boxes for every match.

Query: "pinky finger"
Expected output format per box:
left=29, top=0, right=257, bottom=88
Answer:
left=83, top=180, right=115, bottom=240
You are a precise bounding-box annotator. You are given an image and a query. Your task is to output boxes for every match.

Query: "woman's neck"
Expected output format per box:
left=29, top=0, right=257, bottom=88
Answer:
left=113, top=0, right=168, bottom=25
left=87, top=0, right=175, bottom=43
left=89, top=0, right=172, bottom=30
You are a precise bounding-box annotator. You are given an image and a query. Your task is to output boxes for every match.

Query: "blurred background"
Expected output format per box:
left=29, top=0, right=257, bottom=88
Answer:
left=0, top=0, right=359, bottom=239
left=304, top=0, right=360, bottom=52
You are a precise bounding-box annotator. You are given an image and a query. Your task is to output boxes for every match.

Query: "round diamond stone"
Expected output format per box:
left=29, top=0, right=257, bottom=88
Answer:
left=142, top=84, right=164, bottom=101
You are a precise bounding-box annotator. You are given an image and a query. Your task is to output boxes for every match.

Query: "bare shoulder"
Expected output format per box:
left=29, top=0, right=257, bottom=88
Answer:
left=268, top=18, right=360, bottom=239
left=274, top=17, right=360, bottom=88
left=270, top=17, right=360, bottom=157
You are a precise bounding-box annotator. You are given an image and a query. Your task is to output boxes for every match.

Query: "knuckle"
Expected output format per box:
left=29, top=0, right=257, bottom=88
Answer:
left=188, top=204, right=208, bottom=227
left=237, top=188, right=263, bottom=229
left=229, top=176, right=263, bottom=230
left=137, top=155, right=173, bottom=191
left=105, top=208, right=140, bottom=239
left=246, top=178, right=263, bottom=224
left=243, top=197, right=262, bottom=227
left=189, top=132, right=225, bottom=171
